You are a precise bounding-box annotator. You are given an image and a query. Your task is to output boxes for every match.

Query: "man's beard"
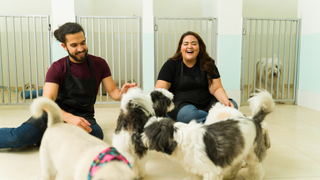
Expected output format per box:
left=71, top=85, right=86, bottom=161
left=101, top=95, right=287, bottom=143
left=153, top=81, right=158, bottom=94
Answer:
left=67, top=48, right=88, bottom=63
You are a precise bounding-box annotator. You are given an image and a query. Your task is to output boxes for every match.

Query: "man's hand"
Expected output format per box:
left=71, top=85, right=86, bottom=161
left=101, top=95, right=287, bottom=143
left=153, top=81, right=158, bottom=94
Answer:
left=120, top=82, right=138, bottom=94
left=65, top=114, right=92, bottom=133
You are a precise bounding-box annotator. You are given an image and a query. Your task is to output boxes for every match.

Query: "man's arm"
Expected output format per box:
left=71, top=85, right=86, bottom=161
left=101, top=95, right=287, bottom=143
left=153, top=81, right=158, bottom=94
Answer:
left=42, top=82, right=92, bottom=132
left=102, top=76, right=137, bottom=101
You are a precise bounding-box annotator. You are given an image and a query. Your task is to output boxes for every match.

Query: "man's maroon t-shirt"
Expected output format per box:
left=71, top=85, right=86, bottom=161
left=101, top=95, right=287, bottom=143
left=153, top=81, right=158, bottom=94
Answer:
left=45, top=54, right=111, bottom=94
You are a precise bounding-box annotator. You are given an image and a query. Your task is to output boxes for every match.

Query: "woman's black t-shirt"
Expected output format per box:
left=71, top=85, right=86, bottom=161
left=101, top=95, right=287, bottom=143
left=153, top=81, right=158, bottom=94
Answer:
left=157, top=59, right=220, bottom=92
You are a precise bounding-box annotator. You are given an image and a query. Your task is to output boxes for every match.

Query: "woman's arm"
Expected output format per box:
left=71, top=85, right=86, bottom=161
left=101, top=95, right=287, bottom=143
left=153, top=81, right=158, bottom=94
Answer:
left=208, top=78, right=234, bottom=108
left=154, top=80, right=171, bottom=90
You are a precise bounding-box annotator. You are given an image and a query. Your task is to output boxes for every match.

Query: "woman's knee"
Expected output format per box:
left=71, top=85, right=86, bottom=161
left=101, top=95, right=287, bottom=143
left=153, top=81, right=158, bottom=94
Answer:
left=229, top=99, right=238, bottom=109
left=177, top=105, right=208, bottom=123
left=90, top=124, right=104, bottom=140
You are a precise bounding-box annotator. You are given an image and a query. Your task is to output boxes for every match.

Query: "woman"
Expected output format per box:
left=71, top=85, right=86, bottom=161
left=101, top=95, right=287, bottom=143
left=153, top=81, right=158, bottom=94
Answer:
left=154, top=31, right=237, bottom=123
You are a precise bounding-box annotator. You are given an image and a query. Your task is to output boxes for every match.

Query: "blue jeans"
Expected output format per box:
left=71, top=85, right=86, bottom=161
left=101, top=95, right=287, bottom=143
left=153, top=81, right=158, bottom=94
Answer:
left=173, top=99, right=238, bottom=124
left=0, top=122, right=104, bottom=149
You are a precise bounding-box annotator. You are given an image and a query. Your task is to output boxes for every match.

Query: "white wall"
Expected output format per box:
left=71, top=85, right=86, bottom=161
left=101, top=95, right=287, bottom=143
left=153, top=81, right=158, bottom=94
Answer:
left=76, top=0, right=143, bottom=16
left=297, top=0, right=320, bottom=111
left=0, top=0, right=51, bottom=15
left=243, top=0, right=297, bottom=18
left=153, top=0, right=202, bottom=17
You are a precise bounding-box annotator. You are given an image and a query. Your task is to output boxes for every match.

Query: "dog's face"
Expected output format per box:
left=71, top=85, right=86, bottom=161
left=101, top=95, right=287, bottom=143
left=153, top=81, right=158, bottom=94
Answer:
left=115, top=87, right=155, bottom=134
left=266, top=58, right=282, bottom=79
left=149, top=88, right=174, bottom=117
left=142, top=117, right=177, bottom=155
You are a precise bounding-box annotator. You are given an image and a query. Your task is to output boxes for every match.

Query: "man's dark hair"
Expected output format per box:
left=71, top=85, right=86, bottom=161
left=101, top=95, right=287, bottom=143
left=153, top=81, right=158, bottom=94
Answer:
left=53, top=22, right=85, bottom=44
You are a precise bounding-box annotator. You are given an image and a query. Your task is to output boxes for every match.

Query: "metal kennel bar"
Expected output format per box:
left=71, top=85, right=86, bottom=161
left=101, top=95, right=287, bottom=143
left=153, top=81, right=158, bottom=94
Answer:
left=241, top=18, right=301, bottom=104
left=77, top=16, right=142, bottom=104
left=0, top=15, right=51, bottom=105
left=154, top=17, right=218, bottom=83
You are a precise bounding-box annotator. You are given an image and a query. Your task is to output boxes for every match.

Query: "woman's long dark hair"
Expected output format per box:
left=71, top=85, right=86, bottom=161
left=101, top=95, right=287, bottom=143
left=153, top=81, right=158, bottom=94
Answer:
left=170, top=31, right=217, bottom=86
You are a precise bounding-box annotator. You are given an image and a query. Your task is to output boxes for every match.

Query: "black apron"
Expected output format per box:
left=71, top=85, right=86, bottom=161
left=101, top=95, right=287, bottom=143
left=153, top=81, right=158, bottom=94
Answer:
left=167, top=60, right=218, bottom=120
left=25, top=56, right=97, bottom=132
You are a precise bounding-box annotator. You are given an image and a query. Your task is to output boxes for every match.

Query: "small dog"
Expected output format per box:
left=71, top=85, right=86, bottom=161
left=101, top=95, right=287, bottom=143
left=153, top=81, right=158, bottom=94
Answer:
left=112, top=87, right=174, bottom=179
left=205, top=102, right=245, bottom=125
left=149, top=88, right=175, bottom=117
left=142, top=90, right=275, bottom=180
left=31, top=97, right=135, bottom=180
left=252, top=57, right=284, bottom=104
left=206, top=90, right=273, bottom=151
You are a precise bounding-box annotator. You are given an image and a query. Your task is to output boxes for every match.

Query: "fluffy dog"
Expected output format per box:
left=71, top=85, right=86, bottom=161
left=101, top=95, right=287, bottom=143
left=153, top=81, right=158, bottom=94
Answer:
left=206, top=90, right=273, bottom=151
left=142, top=91, right=275, bottom=180
left=30, top=97, right=135, bottom=180
left=112, top=87, right=174, bottom=179
left=253, top=57, right=284, bottom=104
left=149, top=88, right=175, bottom=117
left=205, top=102, right=245, bottom=124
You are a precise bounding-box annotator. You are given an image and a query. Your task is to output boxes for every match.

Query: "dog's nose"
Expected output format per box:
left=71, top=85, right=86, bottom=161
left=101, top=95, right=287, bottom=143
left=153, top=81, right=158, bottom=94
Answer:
left=273, top=72, right=277, bottom=76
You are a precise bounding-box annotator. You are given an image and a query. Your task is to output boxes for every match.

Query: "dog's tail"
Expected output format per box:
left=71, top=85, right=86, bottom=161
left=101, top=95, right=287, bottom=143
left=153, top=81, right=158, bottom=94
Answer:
left=248, top=89, right=275, bottom=124
left=30, top=97, right=63, bottom=127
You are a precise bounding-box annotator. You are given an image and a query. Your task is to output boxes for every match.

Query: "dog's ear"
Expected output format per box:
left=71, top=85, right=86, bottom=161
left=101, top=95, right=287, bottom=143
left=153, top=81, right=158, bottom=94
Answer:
left=264, top=132, right=271, bottom=149
left=150, top=91, right=168, bottom=117
left=163, top=138, right=177, bottom=155
left=143, top=118, right=177, bottom=154
left=115, top=110, right=127, bottom=133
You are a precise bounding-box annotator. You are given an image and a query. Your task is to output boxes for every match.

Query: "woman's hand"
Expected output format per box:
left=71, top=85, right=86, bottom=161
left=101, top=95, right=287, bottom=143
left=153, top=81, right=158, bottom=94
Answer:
left=223, top=100, right=234, bottom=108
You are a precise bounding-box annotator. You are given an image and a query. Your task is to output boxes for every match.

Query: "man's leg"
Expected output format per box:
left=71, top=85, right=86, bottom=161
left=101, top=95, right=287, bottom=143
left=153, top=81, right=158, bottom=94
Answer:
left=0, top=123, right=43, bottom=149
left=89, top=123, right=104, bottom=140
left=176, top=104, right=208, bottom=123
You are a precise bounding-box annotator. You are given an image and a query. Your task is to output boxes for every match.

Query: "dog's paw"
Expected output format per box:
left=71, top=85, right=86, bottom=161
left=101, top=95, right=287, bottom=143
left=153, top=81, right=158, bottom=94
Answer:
left=276, top=101, right=285, bottom=104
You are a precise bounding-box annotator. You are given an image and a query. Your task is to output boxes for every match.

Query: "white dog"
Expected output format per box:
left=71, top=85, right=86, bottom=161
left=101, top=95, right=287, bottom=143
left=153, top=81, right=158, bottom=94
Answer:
left=142, top=90, right=275, bottom=180
left=252, top=57, right=284, bottom=104
left=112, top=87, right=174, bottom=179
left=31, top=97, right=135, bottom=180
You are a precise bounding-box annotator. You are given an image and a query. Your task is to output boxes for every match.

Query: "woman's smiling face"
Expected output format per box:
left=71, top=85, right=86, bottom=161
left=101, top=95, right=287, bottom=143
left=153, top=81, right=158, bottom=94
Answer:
left=180, top=35, right=199, bottom=63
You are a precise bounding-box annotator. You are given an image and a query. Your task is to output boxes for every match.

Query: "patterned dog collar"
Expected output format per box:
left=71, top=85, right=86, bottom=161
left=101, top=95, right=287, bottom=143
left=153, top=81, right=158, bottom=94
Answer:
left=88, top=147, right=132, bottom=180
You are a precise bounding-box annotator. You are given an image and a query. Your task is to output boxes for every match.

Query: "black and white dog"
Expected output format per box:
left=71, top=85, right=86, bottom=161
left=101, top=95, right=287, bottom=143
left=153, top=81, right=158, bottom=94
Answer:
left=112, top=87, right=174, bottom=179
left=149, top=88, right=175, bottom=117
left=142, top=90, right=274, bottom=180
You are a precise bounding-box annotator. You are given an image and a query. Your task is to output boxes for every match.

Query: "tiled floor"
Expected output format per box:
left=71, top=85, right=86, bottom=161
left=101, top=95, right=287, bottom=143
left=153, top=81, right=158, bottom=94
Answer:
left=1, top=103, right=320, bottom=180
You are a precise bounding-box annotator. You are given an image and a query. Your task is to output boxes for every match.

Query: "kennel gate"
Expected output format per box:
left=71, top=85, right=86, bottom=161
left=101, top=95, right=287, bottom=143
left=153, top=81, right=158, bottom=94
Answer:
left=241, top=18, right=301, bottom=104
left=154, top=17, right=218, bottom=83
left=0, top=15, right=52, bottom=105
left=77, top=16, right=142, bottom=104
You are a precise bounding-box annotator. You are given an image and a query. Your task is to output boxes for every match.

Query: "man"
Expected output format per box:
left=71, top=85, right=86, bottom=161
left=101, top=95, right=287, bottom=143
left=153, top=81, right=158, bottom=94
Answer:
left=0, top=22, right=136, bottom=149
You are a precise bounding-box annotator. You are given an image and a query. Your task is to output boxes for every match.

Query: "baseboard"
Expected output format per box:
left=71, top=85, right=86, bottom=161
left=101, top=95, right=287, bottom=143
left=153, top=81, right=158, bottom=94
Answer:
left=297, top=89, right=320, bottom=112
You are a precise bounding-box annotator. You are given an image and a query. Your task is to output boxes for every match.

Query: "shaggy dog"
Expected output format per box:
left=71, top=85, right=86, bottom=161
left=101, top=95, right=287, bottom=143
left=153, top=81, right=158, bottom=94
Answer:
left=205, top=102, right=245, bottom=124
left=30, top=97, right=135, bottom=180
left=253, top=57, right=284, bottom=104
left=206, top=90, right=273, bottom=151
left=112, top=87, right=174, bottom=179
left=142, top=90, right=275, bottom=180
left=149, top=88, right=175, bottom=117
